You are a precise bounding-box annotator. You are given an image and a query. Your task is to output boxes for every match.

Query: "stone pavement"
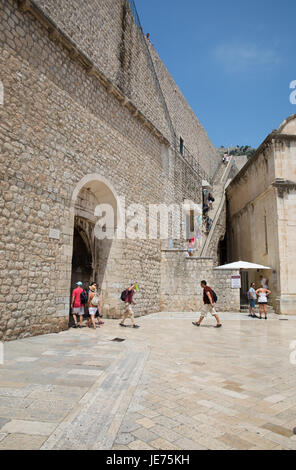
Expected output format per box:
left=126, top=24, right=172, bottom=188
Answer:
left=1, top=312, right=296, bottom=450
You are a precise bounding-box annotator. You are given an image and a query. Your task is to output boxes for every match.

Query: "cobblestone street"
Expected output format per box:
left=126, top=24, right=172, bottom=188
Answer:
left=1, top=312, right=296, bottom=450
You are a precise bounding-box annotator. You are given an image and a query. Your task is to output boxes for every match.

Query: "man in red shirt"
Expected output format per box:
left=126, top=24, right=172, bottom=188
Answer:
left=71, top=281, right=84, bottom=328
left=119, top=283, right=140, bottom=329
left=192, top=280, right=222, bottom=328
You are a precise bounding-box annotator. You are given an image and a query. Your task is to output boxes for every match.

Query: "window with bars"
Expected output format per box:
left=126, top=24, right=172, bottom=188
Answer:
left=264, top=215, right=268, bottom=254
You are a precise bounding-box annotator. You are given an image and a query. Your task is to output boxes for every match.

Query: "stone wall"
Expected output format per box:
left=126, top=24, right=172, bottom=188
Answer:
left=30, top=0, right=221, bottom=180
left=32, top=0, right=172, bottom=142
left=149, top=44, right=221, bottom=179
left=160, top=251, right=240, bottom=312
left=0, top=0, right=221, bottom=340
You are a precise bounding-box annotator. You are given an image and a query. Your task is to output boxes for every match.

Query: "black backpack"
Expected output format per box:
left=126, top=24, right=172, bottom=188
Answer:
left=80, top=289, right=88, bottom=305
left=212, top=290, right=218, bottom=303
left=120, top=290, right=127, bottom=302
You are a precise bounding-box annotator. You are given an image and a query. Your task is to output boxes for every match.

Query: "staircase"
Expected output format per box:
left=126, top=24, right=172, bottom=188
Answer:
left=240, top=304, right=276, bottom=315
left=199, top=157, right=234, bottom=257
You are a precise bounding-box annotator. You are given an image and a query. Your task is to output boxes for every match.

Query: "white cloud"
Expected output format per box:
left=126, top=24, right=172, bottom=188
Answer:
left=214, top=43, right=281, bottom=72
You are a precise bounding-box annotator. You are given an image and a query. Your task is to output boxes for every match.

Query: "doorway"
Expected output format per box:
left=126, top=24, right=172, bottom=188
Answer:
left=217, top=236, right=227, bottom=266
left=240, top=271, right=249, bottom=305
left=69, top=174, right=120, bottom=320
left=71, top=227, right=93, bottom=288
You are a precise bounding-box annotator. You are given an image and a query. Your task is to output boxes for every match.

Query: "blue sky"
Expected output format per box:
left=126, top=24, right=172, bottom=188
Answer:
left=135, top=0, right=296, bottom=148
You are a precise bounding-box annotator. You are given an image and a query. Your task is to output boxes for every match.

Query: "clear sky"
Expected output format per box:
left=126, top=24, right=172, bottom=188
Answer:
left=135, top=0, right=296, bottom=149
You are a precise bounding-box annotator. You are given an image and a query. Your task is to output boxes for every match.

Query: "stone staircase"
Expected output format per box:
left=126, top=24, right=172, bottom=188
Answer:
left=240, top=304, right=276, bottom=314
left=199, top=157, right=234, bottom=257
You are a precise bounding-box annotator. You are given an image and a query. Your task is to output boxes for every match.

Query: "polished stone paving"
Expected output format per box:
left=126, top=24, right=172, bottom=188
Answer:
left=1, top=311, right=296, bottom=450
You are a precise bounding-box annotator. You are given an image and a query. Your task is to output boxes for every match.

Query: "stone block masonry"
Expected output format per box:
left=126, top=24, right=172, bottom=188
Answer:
left=160, top=251, right=240, bottom=312
left=0, top=0, right=222, bottom=340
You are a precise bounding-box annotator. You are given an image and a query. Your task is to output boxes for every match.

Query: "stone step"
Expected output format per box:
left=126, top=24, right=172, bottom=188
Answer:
left=240, top=305, right=276, bottom=314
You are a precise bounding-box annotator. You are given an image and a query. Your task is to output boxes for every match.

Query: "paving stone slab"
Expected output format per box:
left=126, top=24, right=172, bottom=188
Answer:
left=1, top=317, right=296, bottom=449
left=1, top=419, right=57, bottom=436
left=0, top=433, right=47, bottom=450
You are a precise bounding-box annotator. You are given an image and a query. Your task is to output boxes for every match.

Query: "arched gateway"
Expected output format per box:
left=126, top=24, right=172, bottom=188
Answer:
left=68, top=174, right=121, bottom=319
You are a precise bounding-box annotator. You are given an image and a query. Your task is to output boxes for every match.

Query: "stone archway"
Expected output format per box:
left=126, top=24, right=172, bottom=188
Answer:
left=69, top=174, right=121, bottom=317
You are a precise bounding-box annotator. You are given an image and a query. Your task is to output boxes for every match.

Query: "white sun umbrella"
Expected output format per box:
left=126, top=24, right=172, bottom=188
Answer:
left=214, top=261, right=272, bottom=270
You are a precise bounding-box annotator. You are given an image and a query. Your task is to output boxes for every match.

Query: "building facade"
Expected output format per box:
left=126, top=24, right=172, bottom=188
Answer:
left=226, top=115, right=296, bottom=315
left=0, top=0, right=225, bottom=340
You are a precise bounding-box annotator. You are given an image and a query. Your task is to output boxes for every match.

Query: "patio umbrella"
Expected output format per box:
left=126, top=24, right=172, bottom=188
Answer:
left=214, top=261, right=272, bottom=270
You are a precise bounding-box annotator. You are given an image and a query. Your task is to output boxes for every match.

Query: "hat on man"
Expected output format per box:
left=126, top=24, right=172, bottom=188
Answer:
left=76, top=282, right=83, bottom=287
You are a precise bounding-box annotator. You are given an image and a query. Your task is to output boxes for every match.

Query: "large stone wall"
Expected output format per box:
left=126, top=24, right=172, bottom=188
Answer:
left=160, top=251, right=240, bottom=312
left=0, top=0, right=222, bottom=341
left=29, top=0, right=221, bottom=179
left=149, top=44, right=221, bottom=179
left=32, top=0, right=172, bottom=142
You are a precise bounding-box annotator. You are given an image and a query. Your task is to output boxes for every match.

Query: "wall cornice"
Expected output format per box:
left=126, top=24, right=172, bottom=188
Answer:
left=227, top=132, right=296, bottom=190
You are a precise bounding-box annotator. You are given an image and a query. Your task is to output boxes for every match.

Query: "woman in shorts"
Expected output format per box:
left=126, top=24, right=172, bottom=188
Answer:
left=255, top=286, right=271, bottom=319
left=88, top=285, right=99, bottom=329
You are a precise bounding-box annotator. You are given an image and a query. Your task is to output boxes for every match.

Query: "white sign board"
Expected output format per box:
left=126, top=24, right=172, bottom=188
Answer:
left=49, top=228, right=60, bottom=240
left=231, top=275, right=241, bottom=289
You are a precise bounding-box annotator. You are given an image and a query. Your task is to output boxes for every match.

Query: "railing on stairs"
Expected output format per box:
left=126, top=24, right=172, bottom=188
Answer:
left=200, top=156, right=234, bottom=257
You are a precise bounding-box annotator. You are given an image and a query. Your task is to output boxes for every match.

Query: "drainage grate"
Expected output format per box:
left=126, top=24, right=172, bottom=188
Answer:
left=111, top=338, right=126, bottom=342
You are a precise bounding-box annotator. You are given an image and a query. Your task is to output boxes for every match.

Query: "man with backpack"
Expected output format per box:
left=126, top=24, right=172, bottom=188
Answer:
left=71, top=281, right=86, bottom=328
left=119, top=283, right=140, bottom=329
left=192, top=280, right=222, bottom=328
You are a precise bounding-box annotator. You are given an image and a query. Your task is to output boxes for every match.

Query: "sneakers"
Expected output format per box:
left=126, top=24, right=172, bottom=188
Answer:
left=216, top=324, right=222, bottom=328
left=119, top=323, right=140, bottom=328
left=192, top=322, right=200, bottom=327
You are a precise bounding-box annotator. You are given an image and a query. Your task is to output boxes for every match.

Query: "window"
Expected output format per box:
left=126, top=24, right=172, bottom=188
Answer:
left=264, top=215, right=268, bottom=254
left=190, top=210, right=195, bottom=233
left=180, top=137, right=184, bottom=155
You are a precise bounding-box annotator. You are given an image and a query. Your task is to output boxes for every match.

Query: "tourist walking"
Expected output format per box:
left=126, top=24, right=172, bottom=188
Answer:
left=88, top=282, right=103, bottom=327
left=256, top=286, right=271, bottom=319
left=208, top=193, right=215, bottom=210
left=187, top=238, right=194, bottom=257
left=203, top=202, right=210, bottom=216
left=120, top=283, right=140, bottom=329
left=71, top=281, right=85, bottom=328
left=88, top=284, right=100, bottom=329
left=205, top=216, right=212, bottom=233
left=247, top=282, right=257, bottom=317
left=192, top=280, right=222, bottom=328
